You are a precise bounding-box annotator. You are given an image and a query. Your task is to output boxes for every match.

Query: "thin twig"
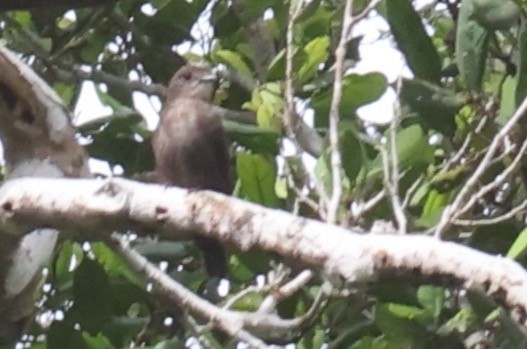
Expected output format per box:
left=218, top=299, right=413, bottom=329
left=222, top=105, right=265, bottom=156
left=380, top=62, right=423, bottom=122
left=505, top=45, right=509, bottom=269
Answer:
left=223, top=285, right=266, bottom=311
left=447, top=132, right=473, bottom=168
left=350, top=190, right=386, bottom=221
left=216, top=66, right=257, bottom=92
left=111, top=235, right=271, bottom=348
left=182, top=314, right=216, bottom=349
left=380, top=146, right=406, bottom=234
left=284, top=165, right=322, bottom=217
left=454, top=199, right=527, bottom=227
left=327, top=0, right=354, bottom=225
left=434, top=95, right=527, bottom=237
left=258, top=270, right=314, bottom=313
left=381, top=76, right=407, bottom=234
left=285, top=0, right=306, bottom=136
left=231, top=0, right=275, bottom=80
left=403, top=175, right=424, bottom=209
left=459, top=137, right=527, bottom=216
left=283, top=1, right=327, bottom=205
left=352, top=0, right=383, bottom=22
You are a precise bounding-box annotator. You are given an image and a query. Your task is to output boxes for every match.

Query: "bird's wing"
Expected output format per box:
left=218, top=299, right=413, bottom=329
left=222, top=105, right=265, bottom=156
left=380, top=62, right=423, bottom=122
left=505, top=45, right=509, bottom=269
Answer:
left=153, top=99, right=232, bottom=194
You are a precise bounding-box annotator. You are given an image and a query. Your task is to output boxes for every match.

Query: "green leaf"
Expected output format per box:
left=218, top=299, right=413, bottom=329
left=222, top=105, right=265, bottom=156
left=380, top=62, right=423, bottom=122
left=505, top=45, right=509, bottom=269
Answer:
left=267, top=49, right=287, bottom=80
left=71, top=259, right=112, bottom=334
left=437, top=308, right=476, bottom=335
left=312, top=328, right=326, bottom=348
left=315, top=152, right=332, bottom=195
left=506, top=227, right=527, bottom=259
left=54, top=241, right=84, bottom=286
left=298, top=36, right=330, bottom=84
left=230, top=250, right=270, bottom=281
left=82, top=332, right=115, bottom=349
left=374, top=303, right=428, bottom=348
left=95, top=87, right=135, bottom=115
left=47, top=321, right=85, bottom=349
left=256, top=103, right=277, bottom=130
left=243, top=0, right=279, bottom=19
left=236, top=153, right=279, bottom=207
left=80, top=113, right=154, bottom=175
left=12, top=11, right=34, bottom=28
left=472, top=0, right=520, bottom=31
left=243, top=83, right=284, bottom=132
left=80, top=30, right=108, bottom=64
left=384, top=303, right=430, bottom=324
left=430, top=163, right=472, bottom=193
left=456, top=0, right=490, bottom=90
left=134, top=241, right=191, bottom=263
left=224, top=121, right=280, bottom=154
left=386, top=0, right=441, bottom=82
left=339, top=73, right=387, bottom=111
left=312, top=72, right=387, bottom=128
left=350, top=336, right=390, bottom=349
left=211, top=2, right=241, bottom=38
left=230, top=291, right=264, bottom=311
left=101, top=59, right=134, bottom=106
left=471, top=222, right=520, bottom=255
left=415, top=189, right=451, bottom=228
left=417, top=285, right=445, bottom=319
left=516, top=22, right=527, bottom=106
left=257, top=83, right=283, bottom=131
left=368, top=124, right=434, bottom=180
left=53, top=81, right=77, bottom=107
left=341, top=128, right=364, bottom=182
left=91, top=242, right=145, bottom=287
left=401, top=79, right=461, bottom=135
left=498, top=75, right=517, bottom=124
left=213, top=49, right=252, bottom=76
left=299, top=5, right=334, bottom=40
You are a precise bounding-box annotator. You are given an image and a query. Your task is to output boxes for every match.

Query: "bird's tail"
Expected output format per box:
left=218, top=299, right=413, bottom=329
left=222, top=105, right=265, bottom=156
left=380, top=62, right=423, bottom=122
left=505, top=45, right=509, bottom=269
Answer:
left=194, top=236, right=228, bottom=278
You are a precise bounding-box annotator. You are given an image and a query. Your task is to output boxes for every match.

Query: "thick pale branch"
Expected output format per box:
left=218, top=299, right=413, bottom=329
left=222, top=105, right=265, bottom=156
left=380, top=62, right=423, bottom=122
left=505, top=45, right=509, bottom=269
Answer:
left=0, top=46, right=90, bottom=343
left=0, top=178, right=527, bottom=330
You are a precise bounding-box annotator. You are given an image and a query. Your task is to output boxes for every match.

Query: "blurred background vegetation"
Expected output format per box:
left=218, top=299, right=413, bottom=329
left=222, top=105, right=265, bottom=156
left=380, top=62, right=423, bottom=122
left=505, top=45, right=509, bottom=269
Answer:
left=2, top=0, right=527, bottom=348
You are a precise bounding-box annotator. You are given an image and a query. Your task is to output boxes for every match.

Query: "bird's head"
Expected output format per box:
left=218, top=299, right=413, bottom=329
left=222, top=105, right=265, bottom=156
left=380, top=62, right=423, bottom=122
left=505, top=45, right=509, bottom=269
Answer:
left=165, top=65, right=218, bottom=103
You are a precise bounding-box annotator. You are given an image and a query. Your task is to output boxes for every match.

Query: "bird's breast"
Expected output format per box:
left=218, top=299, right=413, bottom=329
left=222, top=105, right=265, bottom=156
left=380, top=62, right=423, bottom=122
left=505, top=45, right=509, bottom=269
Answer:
left=152, top=98, right=229, bottom=192
left=160, top=100, right=217, bottom=140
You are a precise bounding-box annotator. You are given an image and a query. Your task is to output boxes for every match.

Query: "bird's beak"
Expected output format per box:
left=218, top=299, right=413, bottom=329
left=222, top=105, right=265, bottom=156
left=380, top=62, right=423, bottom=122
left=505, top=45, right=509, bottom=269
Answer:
left=200, top=72, right=218, bottom=83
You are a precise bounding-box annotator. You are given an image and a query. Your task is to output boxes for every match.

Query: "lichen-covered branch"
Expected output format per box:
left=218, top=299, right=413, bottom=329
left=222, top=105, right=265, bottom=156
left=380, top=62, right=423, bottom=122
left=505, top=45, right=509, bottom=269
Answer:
left=0, top=177, right=527, bottom=333
left=0, top=46, right=90, bottom=343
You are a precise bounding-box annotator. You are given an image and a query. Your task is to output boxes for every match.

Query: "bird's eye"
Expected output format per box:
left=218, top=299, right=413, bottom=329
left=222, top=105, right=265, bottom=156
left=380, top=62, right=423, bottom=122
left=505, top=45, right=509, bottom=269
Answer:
left=180, top=71, right=192, bottom=80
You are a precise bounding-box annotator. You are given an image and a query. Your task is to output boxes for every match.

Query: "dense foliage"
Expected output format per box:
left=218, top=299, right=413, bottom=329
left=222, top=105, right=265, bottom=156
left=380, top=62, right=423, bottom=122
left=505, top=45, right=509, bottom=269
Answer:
left=2, top=0, right=527, bottom=348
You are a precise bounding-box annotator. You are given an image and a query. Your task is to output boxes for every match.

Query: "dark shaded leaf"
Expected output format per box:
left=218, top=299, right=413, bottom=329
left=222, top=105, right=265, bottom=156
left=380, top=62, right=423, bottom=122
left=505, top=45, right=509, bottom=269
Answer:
left=80, top=113, right=154, bottom=175
left=71, top=259, right=112, bottom=334
left=456, top=0, right=489, bottom=90
left=516, top=23, right=527, bottom=106
left=386, top=0, right=441, bottom=83
left=401, top=79, right=462, bottom=135
left=472, top=0, right=520, bottom=31
left=341, top=128, right=363, bottom=182
left=47, top=321, right=86, bottom=349
left=224, top=120, right=280, bottom=154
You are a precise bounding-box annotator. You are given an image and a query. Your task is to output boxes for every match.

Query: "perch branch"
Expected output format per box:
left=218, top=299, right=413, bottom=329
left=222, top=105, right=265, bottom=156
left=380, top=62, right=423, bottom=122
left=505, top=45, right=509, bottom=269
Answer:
left=1, top=178, right=527, bottom=333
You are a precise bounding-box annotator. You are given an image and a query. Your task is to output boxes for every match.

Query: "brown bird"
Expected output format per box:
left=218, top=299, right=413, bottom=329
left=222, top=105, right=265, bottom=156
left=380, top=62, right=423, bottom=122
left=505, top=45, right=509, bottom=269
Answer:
left=152, top=65, right=230, bottom=278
